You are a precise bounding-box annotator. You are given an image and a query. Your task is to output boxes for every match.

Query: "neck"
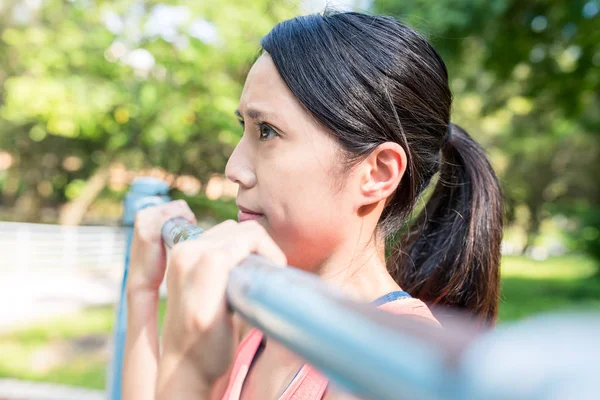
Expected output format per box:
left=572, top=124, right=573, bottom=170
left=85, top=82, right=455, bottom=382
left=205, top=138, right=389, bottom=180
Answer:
left=314, top=224, right=402, bottom=303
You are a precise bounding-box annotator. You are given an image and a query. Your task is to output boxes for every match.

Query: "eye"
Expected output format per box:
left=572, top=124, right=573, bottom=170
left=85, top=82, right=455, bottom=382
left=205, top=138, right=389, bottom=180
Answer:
left=256, top=122, right=278, bottom=141
left=237, top=118, right=245, bottom=128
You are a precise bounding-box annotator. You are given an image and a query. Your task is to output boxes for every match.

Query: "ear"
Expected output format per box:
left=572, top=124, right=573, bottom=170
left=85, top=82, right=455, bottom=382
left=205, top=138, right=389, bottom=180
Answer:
left=358, top=142, right=407, bottom=207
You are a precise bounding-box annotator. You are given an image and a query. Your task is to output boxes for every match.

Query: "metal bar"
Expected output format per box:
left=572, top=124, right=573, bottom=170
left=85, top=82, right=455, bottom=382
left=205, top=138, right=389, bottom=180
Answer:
left=106, top=225, right=134, bottom=400
left=107, top=178, right=171, bottom=400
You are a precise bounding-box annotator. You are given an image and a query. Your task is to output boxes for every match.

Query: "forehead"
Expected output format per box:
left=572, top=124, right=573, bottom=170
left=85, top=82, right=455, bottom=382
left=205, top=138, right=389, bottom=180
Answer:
left=238, top=54, right=300, bottom=114
left=238, top=53, right=343, bottom=174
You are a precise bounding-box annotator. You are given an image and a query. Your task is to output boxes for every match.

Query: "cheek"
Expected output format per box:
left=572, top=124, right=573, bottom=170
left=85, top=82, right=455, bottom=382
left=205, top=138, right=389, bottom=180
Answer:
left=258, top=148, right=349, bottom=269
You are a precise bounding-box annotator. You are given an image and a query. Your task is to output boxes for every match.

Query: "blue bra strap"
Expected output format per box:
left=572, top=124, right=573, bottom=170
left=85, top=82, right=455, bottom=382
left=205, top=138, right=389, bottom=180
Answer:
left=371, top=290, right=412, bottom=307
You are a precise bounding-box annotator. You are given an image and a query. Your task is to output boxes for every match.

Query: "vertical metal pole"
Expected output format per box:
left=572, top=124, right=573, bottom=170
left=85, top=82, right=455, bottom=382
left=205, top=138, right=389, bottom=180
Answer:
left=106, top=177, right=170, bottom=400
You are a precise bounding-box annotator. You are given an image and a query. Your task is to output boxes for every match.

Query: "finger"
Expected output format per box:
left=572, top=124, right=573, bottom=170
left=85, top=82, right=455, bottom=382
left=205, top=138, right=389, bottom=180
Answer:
left=156, top=200, right=196, bottom=227
left=219, top=220, right=287, bottom=267
left=167, top=219, right=237, bottom=255
left=149, top=201, right=197, bottom=235
left=133, top=200, right=198, bottom=247
left=168, top=220, right=286, bottom=280
left=171, top=199, right=197, bottom=225
left=166, top=220, right=286, bottom=295
left=199, top=219, right=238, bottom=241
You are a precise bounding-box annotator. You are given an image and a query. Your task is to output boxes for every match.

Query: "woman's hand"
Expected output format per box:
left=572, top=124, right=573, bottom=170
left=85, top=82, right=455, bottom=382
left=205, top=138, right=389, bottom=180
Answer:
left=123, top=200, right=196, bottom=400
left=127, top=200, right=197, bottom=295
left=156, top=220, right=287, bottom=399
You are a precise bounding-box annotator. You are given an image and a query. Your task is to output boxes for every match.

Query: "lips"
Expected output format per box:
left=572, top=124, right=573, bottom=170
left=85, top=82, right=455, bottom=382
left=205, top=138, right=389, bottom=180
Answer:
left=237, top=204, right=264, bottom=222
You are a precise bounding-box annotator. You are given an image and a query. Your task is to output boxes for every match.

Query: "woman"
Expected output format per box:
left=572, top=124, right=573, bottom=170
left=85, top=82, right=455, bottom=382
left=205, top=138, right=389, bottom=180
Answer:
left=123, top=10, right=503, bottom=400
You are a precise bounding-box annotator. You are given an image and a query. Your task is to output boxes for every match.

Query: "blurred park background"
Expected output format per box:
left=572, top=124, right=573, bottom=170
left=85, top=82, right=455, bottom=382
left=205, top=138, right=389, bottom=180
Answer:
left=0, top=0, right=598, bottom=395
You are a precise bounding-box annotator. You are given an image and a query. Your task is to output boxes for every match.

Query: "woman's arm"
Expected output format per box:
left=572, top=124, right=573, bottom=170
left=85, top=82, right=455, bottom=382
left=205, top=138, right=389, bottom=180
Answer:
left=154, top=220, right=287, bottom=400
left=154, top=312, right=248, bottom=400
left=155, top=347, right=233, bottom=400
left=154, top=319, right=250, bottom=400
left=122, top=289, right=161, bottom=400
left=121, top=200, right=198, bottom=400
left=122, top=204, right=257, bottom=400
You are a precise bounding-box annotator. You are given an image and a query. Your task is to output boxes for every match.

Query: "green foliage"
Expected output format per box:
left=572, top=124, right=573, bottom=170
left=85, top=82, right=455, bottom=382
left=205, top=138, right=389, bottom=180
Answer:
left=500, top=255, right=600, bottom=320
left=0, top=0, right=299, bottom=219
left=374, top=0, right=600, bottom=255
left=171, top=190, right=238, bottom=221
left=0, top=0, right=598, bottom=253
left=565, top=206, right=600, bottom=267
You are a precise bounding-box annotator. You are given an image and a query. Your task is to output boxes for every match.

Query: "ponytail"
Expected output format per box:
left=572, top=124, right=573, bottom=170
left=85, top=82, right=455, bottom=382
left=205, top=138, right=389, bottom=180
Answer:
left=388, top=124, right=503, bottom=323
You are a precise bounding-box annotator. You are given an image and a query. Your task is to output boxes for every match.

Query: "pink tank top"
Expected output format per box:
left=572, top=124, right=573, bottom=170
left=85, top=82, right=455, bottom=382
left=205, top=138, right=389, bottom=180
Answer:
left=221, top=293, right=439, bottom=400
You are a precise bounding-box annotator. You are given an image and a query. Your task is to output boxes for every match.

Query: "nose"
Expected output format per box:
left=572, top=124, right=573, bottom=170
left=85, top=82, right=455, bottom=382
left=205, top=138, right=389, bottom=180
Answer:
left=225, top=138, right=257, bottom=189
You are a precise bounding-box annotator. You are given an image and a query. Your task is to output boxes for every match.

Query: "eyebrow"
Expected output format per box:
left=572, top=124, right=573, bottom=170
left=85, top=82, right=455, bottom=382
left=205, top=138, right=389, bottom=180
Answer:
left=235, top=108, right=275, bottom=120
left=234, top=107, right=285, bottom=135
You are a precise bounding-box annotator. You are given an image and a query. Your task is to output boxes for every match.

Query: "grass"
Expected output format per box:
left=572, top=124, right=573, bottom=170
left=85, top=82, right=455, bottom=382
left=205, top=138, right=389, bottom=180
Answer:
left=0, top=303, right=167, bottom=390
left=499, top=255, right=600, bottom=321
left=0, top=255, right=598, bottom=390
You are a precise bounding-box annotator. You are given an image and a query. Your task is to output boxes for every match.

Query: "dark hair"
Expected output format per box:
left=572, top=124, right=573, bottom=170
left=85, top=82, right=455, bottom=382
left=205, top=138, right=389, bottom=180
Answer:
left=261, top=11, right=503, bottom=323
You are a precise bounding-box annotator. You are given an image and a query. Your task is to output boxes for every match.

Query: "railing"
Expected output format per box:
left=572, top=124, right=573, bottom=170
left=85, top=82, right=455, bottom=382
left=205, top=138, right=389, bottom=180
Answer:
left=0, top=222, right=126, bottom=270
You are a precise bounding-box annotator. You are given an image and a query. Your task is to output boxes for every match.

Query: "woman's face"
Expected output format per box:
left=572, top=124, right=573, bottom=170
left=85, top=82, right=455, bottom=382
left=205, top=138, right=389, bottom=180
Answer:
left=225, top=53, right=356, bottom=270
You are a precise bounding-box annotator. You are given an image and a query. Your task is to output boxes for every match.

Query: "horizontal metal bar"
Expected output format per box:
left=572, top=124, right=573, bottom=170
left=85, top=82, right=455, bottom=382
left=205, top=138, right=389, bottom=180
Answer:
left=161, top=217, right=451, bottom=400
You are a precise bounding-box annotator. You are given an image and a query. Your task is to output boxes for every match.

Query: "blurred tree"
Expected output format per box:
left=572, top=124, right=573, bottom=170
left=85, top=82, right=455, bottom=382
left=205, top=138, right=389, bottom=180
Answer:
left=0, top=0, right=299, bottom=223
left=374, top=0, right=600, bottom=252
left=1, top=0, right=598, bottom=262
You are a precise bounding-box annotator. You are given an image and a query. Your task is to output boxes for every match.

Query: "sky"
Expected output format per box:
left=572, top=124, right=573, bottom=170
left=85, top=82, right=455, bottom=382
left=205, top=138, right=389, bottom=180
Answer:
left=301, top=0, right=373, bottom=13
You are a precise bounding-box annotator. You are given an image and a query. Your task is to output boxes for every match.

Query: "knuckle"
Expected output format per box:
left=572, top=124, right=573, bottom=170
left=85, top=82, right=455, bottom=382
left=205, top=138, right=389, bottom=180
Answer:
left=189, top=309, right=210, bottom=333
left=199, top=250, right=225, bottom=267
left=133, top=226, right=151, bottom=244
left=158, top=200, right=178, bottom=214
left=159, top=206, right=171, bottom=217
left=134, top=208, right=151, bottom=225
left=174, top=199, right=188, bottom=207
left=136, top=232, right=152, bottom=245
left=206, top=219, right=236, bottom=234
left=169, top=245, right=189, bottom=273
left=246, top=220, right=266, bottom=234
left=220, top=219, right=237, bottom=228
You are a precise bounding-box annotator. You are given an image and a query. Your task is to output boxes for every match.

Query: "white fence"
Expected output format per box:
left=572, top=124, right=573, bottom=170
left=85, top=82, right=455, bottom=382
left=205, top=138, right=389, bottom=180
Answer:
left=0, top=221, right=566, bottom=271
left=0, top=221, right=127, bottom=271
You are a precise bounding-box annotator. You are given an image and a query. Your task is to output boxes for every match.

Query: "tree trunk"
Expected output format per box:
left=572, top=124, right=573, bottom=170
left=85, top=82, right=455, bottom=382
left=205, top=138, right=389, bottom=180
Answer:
left=524, top=203, right=542, bottom=252
left=59, top=165, right=110, bottom=226
left=14, top=187, right=42, bottom=222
